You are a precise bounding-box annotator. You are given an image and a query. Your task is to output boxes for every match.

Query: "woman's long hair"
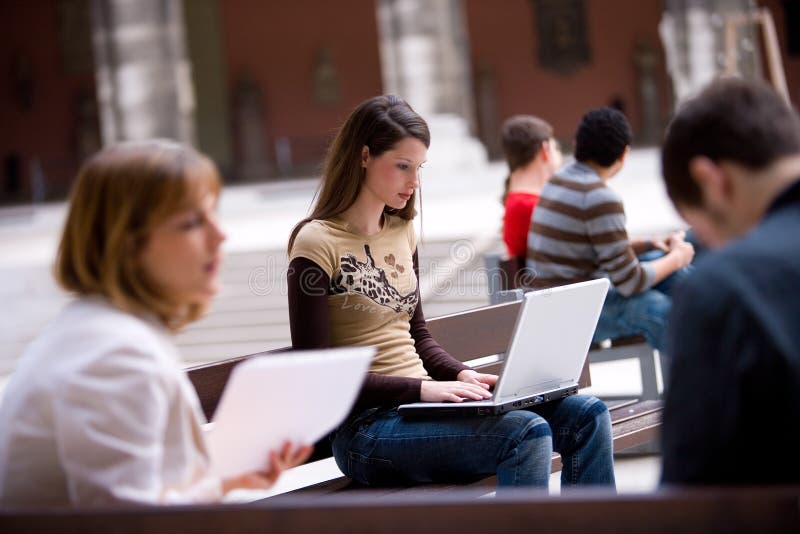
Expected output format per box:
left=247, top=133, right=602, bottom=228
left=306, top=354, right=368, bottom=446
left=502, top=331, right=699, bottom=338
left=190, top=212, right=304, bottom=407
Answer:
left=287, top=95, right=430, bottom=254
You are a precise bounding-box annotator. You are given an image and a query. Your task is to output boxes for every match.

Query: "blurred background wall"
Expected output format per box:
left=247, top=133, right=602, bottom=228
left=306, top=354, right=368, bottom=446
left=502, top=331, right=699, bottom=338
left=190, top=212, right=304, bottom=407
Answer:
left=1, top=0, right=798, bottom=205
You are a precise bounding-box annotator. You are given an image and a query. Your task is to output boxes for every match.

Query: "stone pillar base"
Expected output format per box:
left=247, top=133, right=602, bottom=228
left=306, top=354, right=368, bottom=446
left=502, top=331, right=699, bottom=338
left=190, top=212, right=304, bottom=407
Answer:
left=425, top=114, right=488, bottom=176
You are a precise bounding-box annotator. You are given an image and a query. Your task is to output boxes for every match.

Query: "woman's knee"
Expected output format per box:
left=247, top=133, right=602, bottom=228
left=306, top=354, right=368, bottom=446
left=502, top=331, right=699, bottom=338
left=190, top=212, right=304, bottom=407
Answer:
left=496, top=411, right=554, bottom=480
left=494, top=410, right=553, bottom=456
left=583, top=399, right=612, bottom=444
left=562, top=395, right=610, bottom=430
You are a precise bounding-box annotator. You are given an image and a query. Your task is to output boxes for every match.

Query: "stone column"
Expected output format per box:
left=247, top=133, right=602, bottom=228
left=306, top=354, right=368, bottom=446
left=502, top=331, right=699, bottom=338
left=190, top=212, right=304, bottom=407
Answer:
left=634, top=38, right=662, bottom=145
left=659, top=0, right=761, bottom=106
left=90, top=0, right=195, bottom=144
left=376, top=0, right=487, bottom=173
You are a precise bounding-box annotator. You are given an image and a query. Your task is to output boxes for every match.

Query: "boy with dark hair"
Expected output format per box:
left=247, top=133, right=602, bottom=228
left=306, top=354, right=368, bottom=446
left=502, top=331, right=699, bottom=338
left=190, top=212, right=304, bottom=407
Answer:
left=660, top=78, right=800, bottom=484
left=527, top=107, right=694, bottom=373
left=500, top=115, right=562, bottom=259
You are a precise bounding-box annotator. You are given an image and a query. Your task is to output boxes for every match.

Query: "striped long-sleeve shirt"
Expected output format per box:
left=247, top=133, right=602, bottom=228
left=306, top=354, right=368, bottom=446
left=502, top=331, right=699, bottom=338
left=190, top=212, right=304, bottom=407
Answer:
left=526, top=161, right=655, bottom=297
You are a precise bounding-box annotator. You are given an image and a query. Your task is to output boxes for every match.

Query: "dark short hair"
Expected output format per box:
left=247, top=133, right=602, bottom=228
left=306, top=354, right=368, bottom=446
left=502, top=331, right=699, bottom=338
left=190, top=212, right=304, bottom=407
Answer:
left=661, top=78, right=800, bottom=207
left=501, top=115, right=553, bottom=171
left=574, top=107, right=632, bottom=167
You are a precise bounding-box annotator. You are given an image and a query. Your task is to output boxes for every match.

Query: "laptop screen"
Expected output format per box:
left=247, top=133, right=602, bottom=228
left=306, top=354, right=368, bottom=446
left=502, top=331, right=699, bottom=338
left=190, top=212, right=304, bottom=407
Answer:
left=492, top=279, right=609, bottom=401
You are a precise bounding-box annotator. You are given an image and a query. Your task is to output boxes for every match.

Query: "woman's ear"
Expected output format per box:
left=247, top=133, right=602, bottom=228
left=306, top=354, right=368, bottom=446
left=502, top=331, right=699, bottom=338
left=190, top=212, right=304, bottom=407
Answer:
left=361, top=146, right=370, bottom=168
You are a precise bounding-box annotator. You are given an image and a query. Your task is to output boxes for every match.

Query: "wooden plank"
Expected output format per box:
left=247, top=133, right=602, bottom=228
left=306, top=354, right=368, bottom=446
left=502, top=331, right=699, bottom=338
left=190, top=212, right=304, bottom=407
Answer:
left=471, top=361, right=503, bottom=375
left=578, top=358, right=591, bottom=389
left=609, top=400, right=662, bottom=425
left=612, top=410, right=662, bottom=453
left=187, top=348, right=287, bottom=420
left=425, top=301, right=522, bottom=362
left=290, top=450, right=566, bottom=498
left=4, top=487, right=799, bottom=533
left=604, top=399, right=640, bottom=412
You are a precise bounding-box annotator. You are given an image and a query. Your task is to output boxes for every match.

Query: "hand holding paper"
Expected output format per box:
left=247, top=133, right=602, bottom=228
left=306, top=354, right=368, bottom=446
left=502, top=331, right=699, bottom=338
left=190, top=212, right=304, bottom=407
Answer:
left=207, top=347, right=373, bottom=479
left=221, top=441, right=313, bottom=494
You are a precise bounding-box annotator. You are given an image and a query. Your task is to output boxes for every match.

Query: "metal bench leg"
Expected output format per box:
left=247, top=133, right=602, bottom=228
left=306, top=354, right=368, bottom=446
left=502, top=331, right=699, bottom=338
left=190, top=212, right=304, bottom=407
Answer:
left=588, top=341, right=662, bottom=403
left=484, top=254, right=502, bottom=305
left=638, top=346, right=659, bottom=401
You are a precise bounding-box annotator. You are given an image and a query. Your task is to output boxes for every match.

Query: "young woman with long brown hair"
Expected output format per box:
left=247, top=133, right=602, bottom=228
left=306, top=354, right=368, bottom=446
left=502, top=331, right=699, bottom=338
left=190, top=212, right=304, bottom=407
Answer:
left=287, top=96, right=615, bottom=489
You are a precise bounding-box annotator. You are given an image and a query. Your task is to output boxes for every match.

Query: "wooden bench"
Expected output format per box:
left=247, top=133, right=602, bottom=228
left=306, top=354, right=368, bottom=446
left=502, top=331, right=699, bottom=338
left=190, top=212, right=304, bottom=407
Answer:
left=3, top=486, right=799, bottom=533
left=8, top=302, right=796, bottom=533
left=186, top=298, right=663, bottom=495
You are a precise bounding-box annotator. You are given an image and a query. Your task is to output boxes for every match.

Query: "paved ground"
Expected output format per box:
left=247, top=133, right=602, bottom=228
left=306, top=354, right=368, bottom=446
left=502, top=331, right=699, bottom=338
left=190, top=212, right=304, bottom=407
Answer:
left=0, top=147, right=680, bottom=492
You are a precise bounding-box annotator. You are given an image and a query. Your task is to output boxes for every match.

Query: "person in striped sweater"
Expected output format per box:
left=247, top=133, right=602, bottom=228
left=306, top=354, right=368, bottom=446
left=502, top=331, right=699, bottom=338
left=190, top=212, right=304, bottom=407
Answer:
left=527, top=108, right=694, bottom=381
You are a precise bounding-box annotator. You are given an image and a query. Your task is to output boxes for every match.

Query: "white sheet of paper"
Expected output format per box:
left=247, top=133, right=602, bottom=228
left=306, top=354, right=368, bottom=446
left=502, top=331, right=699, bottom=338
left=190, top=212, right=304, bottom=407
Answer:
left=206, top=347, right=373, bottom=479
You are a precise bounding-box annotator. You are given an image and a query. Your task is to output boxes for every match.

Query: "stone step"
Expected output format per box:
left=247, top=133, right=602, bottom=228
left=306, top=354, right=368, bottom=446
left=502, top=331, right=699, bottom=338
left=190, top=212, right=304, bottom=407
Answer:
left=176, top=323, right=290, bottom=346
left=0, top=239, right=501, bottom=376
left=185, top=308, right=291, bottom=330
left=177, top=340, right=290, bottom=363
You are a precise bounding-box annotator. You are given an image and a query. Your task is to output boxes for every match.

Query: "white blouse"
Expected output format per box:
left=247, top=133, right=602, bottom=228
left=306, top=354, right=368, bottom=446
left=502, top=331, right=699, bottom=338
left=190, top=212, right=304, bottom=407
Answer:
left=0, top=297, right=222, bottom=506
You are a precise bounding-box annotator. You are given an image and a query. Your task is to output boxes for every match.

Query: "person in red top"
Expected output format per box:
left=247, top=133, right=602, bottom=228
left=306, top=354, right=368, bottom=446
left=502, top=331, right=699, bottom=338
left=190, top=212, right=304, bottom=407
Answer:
left=500, top=115, right=563, bottom=259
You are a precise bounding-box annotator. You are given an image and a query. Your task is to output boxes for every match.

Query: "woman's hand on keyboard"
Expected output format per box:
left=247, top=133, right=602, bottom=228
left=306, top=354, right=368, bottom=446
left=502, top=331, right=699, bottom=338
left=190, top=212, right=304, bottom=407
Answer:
left=420, top=380, right=494, bottom=403
left=457, top=369, right=498, bottom=390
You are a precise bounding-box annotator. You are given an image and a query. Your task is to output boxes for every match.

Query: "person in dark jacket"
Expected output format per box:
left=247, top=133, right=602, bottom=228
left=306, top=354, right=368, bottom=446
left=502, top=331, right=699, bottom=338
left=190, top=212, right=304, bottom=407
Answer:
left=660, top=78, right=800, bottom=485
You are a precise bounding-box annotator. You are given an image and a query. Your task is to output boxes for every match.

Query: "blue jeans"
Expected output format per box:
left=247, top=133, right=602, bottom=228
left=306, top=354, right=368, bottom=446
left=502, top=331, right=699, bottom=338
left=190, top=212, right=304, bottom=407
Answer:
left=592, top=250, right=693, bottom=381
left=332, top=394, right=614, bottom=489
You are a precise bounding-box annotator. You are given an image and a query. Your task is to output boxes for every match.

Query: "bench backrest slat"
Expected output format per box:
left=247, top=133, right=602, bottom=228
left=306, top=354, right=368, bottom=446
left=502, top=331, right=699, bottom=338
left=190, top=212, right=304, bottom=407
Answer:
left=4, top=487, right=800, bottom=532
left=186, top=299, right=590, bottom=421
left=424, top=301, right=521, bottom=362
left=188, top=351, right=280, bottom=420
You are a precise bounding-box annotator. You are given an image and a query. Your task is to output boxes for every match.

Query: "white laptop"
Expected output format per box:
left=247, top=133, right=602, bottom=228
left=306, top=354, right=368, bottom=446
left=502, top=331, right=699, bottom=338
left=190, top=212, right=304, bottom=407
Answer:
left=398, top=279, right=609, bottom=418
left=206, top=347, right=373, bottom=478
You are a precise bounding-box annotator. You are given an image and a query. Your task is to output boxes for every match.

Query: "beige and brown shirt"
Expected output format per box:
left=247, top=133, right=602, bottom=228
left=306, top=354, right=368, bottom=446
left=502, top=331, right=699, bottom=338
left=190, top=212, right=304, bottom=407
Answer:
left=290, top=215, right=430, bottom=379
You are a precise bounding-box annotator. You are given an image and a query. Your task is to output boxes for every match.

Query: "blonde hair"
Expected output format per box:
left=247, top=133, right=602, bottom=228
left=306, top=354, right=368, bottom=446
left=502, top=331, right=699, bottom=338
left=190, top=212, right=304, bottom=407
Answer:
left=288, top=95, right=430, bottom=254
left=56, top=140, right=222, bottom=330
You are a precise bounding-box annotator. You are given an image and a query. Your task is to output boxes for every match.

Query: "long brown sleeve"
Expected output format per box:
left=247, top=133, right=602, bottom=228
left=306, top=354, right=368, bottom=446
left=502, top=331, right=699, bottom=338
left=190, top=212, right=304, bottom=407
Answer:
left=409, top=251, right=471, bottom=380
left=288, top=256, right=423, bottom=408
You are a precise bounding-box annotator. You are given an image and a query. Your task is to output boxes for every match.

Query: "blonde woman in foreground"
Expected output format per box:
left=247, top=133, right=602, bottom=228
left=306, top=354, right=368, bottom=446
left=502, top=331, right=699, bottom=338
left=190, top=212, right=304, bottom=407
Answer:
left=0, top=141, right=311, bottom=506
